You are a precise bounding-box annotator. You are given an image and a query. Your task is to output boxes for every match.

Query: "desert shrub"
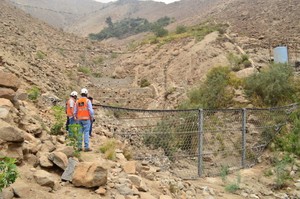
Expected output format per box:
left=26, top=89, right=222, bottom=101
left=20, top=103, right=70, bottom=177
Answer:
left=275, top=108, right=300, bottom=156
left=92, top=72, right=102, bottom=78
left=110, top=52, right=118, bottom=59
left=191, top=23, right=225, bottom=41
left=153, top=26, right=168, bottom=37
left=0, top=157, right=18, bottom=192
left=225, top=183, right=240, bottom=193
left=78, top=66, right=91, bottom=75
left=244, top=64, right=296, bottom=107
left=272, top=155, right=293, bottom=189
left=176, top=25, right=187, bottom=34
left=220, top=165, right=230, bottom=182
left=36, top=50, right=46, bottom=59
left=224, top=173, right=241, bottom=193
left=243, top=60, right=252, bottom=68
left=66, top=124, right=82, bottom=157
left=140, top=78, right=151, bottom=87
left=93, top=56, right=104, bottom=64
left=143, top=120, right=177, bottom=158
left=50, top=105, right=65, bottom=135
left=99, top=139, right=117, bottom=160
left=180, top=66, right=235, bottom=109
left=27, top=86, right=40, bottom=101
left=227, top=53, right=251, bottom=71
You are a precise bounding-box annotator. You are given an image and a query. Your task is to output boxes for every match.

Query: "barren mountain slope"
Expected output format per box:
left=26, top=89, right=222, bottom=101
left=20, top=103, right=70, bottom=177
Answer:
left=0, top=0, right=112, bottom=99
left=212, top=0, right=300, bottom=40
left=1, top=1, right=300, bottom=199
left=6, top=0, right=105, bottom=29
left=7, top=0, right=222, bottom=36
left=7, top=0, right=300, bottom=42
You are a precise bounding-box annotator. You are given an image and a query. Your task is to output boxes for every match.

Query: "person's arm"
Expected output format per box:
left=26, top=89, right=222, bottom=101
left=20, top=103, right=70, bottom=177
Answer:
left=70, top=100, right=75, bottom=117
left=87, top=100, right=94, bottom=119
left=73, top=102, right=78, bottom=120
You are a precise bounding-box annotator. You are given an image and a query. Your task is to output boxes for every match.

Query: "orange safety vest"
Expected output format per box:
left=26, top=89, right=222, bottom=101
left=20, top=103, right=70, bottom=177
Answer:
left=66, top=98, right=75, bottom=117
left=76, top=97, right=90, bottom=120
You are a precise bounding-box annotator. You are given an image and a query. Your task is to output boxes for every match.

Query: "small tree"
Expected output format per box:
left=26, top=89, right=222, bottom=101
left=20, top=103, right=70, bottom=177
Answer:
left=51, top=106, right=65, bottom=135
left=66, top=124, right=83, bottom=157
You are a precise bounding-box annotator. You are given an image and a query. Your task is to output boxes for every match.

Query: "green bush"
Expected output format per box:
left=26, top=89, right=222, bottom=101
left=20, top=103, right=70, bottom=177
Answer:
left=78, top=66, right=91, bottom=75
left=92, top=72, right=102, bottom=78
left=66, top=124, right=82, bottom=157
left=143, top=120, right=177, bottom=158
left=50, top=106, right=65, bottom=135
left=27, top=86, right=40, bottom=101
left=220, top=165, right=230, bottom=182
left=225, top=183, right=239, bottom=193
left=180, top=66, right=235, bottom=109
left=153, top=26, right=168, bottom=37
left=275, top=109, right=300, bottom=156
left=93, top=56, right=104, bottom=64
left=272, top=155, right=293, bottom=189
left=0, top=157, right=18, bottom=192
left=175, top=25, right=187, bottom=34
left=140, top=78, right=151, bottom=87
left=224, top=173, right=241, bottom=193
left=89, top=17, right=172, bottom=40
left=191, top=23, right=225, bottom=41
left=227, top=53, right=252, bottom=71
left=244, top=64, right=296, bottom=106
left=36, top=50, right=46, bottom=59
left=99, top=139, right=117, bottom=160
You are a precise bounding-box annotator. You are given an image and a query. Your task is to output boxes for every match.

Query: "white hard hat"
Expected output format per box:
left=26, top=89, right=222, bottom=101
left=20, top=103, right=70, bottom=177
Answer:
left=70, top=91, right=78, bottom=97
left=81, top=88, right=88, bottom=95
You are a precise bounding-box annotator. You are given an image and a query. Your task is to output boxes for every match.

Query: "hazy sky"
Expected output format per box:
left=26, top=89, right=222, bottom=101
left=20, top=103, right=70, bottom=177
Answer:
left=94, top=0, right=180, bottom=4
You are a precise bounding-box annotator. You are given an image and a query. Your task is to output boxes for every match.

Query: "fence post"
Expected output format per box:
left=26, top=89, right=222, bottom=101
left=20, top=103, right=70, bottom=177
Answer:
left=242, top=108, right=247, bottom=168
left=198, top=109, right=204, bottom=177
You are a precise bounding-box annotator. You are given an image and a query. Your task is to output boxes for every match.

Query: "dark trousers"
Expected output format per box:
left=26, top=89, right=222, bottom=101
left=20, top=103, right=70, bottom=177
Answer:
left=66, top=116, right=69, bottom=131
left=89, top=120, right=93, bottom=136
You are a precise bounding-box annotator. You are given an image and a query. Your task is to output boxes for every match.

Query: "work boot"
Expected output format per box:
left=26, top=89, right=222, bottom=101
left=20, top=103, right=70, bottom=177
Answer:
left=84, top=148, right=92, bottom=152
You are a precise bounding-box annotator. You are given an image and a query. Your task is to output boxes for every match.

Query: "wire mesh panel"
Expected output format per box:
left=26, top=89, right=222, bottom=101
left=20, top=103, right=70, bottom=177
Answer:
left=245, top=104, right=296, bottom=167
left=202, top=109, right=243, bottom=177
left=99, top=106, right=200, bottom=179
left=96, top=104, right=298, bottom=179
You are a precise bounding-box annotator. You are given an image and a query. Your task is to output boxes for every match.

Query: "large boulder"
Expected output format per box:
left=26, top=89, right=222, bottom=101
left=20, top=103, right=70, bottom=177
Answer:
left=33, top=170, right=56, bottom=188
left=0, top=98, right=14, bottom=107
left=1, top=143, right=24, bottom=164
left=0, top=71, right=20, bottom=91
left=72, top=162, right=107, bottom=188
left=39, top=153, right=54, bottom=168
left=128, top=175, right=149, bottom=192
left=48, top=151, right=68, bottom=170
left=0, top=88, right=15, bottom=100
left=61, top=157, right=78, bottom=181
left=0, top=120, right=24, bottom=142
left=19, top=115, right=43, bottom=136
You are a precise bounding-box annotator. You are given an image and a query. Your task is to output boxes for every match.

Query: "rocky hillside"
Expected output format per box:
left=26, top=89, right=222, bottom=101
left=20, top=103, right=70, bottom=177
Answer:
left=7, top=0, right=300, bottom=43
left=7, top=0, right=222, bottom=37
left=6, top=0, right=106, bottom=30
left=212, top=0, right=300, bottom=40
left=1, top=0, right=300, bottom=199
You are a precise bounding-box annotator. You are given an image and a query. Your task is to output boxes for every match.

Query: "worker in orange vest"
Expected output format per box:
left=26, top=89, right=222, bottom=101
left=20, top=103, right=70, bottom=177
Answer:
left=66, top=91, right=78, bottom=135
left=74, top=88, right=94, bottom=152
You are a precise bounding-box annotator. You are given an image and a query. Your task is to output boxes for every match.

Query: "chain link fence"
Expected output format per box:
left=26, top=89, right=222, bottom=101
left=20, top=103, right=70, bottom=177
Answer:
left=96, top=104, right=297, bottom=179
